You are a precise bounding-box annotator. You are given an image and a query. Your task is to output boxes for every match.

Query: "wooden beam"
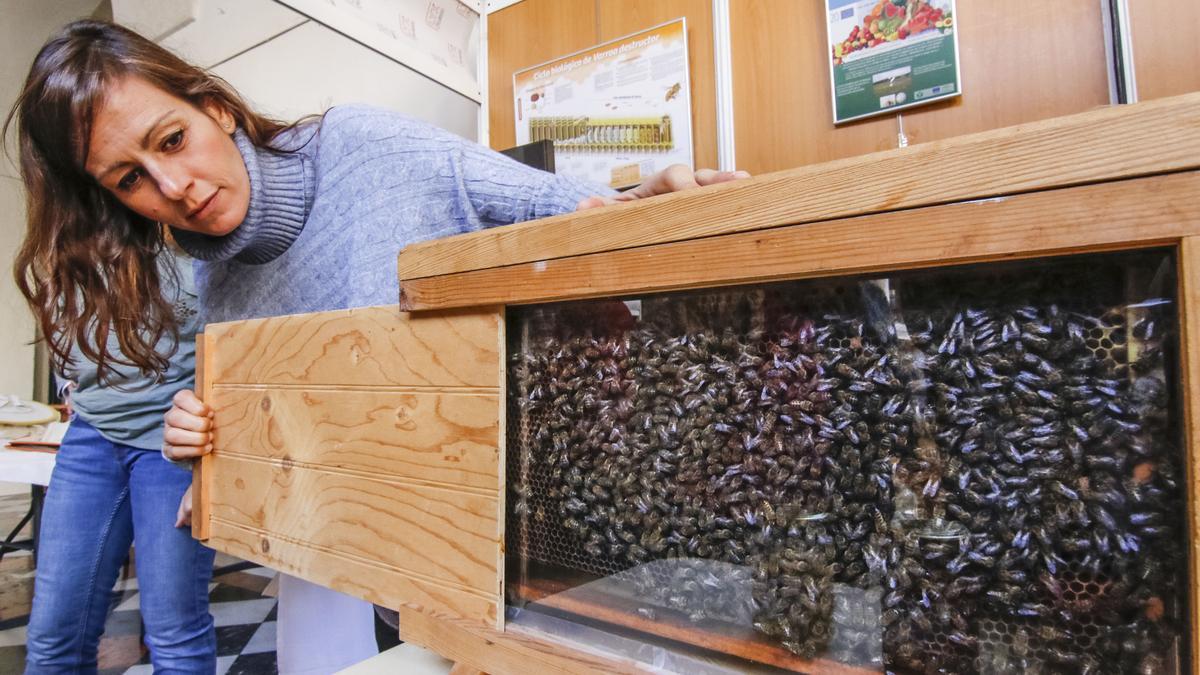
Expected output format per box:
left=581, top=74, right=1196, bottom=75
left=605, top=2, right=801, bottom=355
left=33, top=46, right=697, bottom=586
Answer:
left=399, top=170, right=1200, bottom=311
left=398, top=92, right=1200, bottom=281
left=513, top=579, right=875, bottom=675
left=192, top=331, right=212, bottom=541
left=1178, top=237, right=1200, bottom=667
left=494, top=307, right=507, bottom=631
left=397, top=607, right=656, bottom=675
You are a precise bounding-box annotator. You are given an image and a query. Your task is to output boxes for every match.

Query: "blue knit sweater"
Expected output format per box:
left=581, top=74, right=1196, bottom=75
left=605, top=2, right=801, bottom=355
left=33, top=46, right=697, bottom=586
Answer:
left=173, top=106, right=603, bottom=322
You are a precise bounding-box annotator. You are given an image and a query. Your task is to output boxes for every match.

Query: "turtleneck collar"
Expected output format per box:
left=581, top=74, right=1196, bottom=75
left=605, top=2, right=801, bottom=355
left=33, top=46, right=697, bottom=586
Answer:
left=171, top=128, right=315, bottom=264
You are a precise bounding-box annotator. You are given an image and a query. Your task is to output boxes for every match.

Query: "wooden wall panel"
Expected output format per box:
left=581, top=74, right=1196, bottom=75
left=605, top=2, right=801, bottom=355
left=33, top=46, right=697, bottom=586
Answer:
left=487, top=0, right=598, bottom=152
left=197, top=305, right=506, bottom=628
left=1129, top=0, right=1200, bottom=101
left=597, top=0, right=717, bottom=170
left=730, top=0, right=1111, bottom=174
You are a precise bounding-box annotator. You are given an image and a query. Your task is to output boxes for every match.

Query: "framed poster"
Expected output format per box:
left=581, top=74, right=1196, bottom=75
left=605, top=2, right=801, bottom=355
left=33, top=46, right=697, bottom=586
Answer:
left=826, top=0, right=961, bottom=124
left=513, top=18, right=694, bottom=189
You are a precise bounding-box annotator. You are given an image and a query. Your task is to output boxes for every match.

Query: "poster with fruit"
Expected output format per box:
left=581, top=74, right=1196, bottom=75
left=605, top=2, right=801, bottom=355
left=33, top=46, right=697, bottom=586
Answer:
left=826, top=0, right=960, bottom=124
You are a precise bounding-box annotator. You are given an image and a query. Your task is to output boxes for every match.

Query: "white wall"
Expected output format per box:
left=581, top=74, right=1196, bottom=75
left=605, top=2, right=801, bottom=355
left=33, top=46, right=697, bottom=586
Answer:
left=0, top=0, right=108, bottom=401
left=116, top=0, right=479, bottom=137
left=211, top=21, right=478, bottom=139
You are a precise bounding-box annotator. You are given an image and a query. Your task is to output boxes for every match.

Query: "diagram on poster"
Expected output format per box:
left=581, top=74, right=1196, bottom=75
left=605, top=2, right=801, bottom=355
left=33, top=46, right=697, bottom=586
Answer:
left=513, top=19, right=693, bottom=188
left=826, top=0, right=961, bottom=124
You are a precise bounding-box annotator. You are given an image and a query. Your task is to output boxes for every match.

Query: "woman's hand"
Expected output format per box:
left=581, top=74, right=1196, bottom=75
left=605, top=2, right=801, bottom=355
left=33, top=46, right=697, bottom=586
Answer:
left=576, top=165, right=751, bottom=210
left=163, top=389, right=213, bottom=462
left=176, top=484, right=193, bottom=528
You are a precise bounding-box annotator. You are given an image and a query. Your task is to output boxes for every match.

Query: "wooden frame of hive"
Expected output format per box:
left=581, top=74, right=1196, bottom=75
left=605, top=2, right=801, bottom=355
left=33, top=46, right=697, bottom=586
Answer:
left=191, top=92, right=1200, bottom=674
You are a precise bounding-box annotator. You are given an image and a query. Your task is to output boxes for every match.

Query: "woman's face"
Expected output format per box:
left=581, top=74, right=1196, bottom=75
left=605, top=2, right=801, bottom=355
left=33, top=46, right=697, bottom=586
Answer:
left=85, top=75, right=250, bottom=236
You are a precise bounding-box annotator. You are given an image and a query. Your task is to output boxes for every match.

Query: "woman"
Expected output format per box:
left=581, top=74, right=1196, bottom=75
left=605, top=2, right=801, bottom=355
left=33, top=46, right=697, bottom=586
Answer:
left=11, top=19, right=745, bottom=673
left=15, top=244, right=215, bottom=673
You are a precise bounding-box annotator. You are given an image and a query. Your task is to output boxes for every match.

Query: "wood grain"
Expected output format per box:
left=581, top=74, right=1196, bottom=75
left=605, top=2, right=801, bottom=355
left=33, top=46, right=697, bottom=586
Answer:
left=209, top=456, right=498, bottom=595
left=596, top=0, right=716, bottom=170
left=397, top=606, right=655, bottom=675
left=192, top=332, right=212, bottom=541
left=204, top=306, right=501, bottom=388
left=207, top=519, right=498, bottom=624
left=399, top=92, right=1200, bottom=282
left=199, top=305, right=505, bottom=626
left=399, top=170, right=1200, bottom=311
left=730, top=0, right=1110, bottom=174
left=209, top=388, right=498, bottom=491
left=1178, top=236, right=1200, bottom=666
left=487, top=0, right=598, bottom=152
left=1129, top=0, right=1200, bottom=101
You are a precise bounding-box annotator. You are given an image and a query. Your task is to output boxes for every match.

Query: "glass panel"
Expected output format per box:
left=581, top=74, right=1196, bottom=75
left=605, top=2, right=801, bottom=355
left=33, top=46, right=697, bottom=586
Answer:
left=505, top=249, right=1186, bottom=674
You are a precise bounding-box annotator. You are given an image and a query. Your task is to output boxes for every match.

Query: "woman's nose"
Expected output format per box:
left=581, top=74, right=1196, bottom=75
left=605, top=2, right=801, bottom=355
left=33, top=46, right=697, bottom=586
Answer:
left=148, top=161, right=192, bottom=201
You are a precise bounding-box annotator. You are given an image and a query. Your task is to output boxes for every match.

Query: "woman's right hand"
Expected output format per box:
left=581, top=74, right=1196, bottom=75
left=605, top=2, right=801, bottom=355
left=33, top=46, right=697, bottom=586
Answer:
left=163, top=389, right=214, bottom=461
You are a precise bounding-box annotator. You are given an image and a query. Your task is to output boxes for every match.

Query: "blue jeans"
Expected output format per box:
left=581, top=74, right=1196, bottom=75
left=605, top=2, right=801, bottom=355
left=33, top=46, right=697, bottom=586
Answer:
left=25, top=418, right=216, bottom=674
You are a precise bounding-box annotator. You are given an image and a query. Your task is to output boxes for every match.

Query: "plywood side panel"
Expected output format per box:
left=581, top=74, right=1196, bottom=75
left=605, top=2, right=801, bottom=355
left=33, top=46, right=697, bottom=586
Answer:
left=398, top=93, right=1200, bottom=282
left=596, top=0, right=716, bottom=171
left=198, top=305, right=504, bottom=628
left=1129, top=0, right=1200, bottom=101
left=209, top=388, right=498, bottom=491
left=730, top=0, right=1110, bottom=174
left=204, top=306, right=500, bottom=388
left=207, top=519, right=498, bottom=624
left=208, top=456, right=498, bottom=595
left=399, top=170, right=1200, bottom=310
left=487, top=0, right=598, bottom=152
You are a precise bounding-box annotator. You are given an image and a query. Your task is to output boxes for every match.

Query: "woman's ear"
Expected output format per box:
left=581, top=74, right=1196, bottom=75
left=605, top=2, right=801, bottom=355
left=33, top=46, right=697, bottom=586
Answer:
left=201, top=99, right=236, bottom=134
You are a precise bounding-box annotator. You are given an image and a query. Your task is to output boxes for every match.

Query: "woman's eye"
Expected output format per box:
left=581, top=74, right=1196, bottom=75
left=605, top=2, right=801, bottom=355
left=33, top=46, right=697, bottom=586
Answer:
left=117, top=168, right=143, bottom=191
left=163, top=129, right=184, bottom=150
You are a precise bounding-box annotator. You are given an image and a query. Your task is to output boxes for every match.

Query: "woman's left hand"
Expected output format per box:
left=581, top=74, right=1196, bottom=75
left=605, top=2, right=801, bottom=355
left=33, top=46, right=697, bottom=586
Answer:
left=576, top=165, right=751, bottom=210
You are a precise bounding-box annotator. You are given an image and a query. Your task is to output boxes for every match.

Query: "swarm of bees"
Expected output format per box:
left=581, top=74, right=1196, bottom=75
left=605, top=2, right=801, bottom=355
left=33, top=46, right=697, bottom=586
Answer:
left=509, top=254, right=1183, bottom=673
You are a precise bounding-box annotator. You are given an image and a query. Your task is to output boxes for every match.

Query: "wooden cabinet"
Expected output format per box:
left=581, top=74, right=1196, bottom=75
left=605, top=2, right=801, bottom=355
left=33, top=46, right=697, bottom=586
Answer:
left=195, top=93, right=1200, bottom=673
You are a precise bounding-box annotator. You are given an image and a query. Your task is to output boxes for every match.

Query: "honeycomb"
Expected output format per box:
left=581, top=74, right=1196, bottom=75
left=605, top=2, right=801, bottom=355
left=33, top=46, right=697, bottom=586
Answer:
left=504, top=250, right=1186, bottom=674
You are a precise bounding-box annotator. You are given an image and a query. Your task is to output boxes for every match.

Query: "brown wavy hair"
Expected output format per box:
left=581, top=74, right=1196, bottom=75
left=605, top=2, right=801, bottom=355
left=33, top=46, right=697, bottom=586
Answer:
left=4, top=20, right=298, bottom=384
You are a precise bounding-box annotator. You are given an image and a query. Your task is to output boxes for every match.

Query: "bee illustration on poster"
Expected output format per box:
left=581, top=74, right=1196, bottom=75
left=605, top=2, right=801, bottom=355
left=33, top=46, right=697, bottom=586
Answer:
left=513, top=19, right=694, bottom=189
left=826, top=0, right=961, bottom=124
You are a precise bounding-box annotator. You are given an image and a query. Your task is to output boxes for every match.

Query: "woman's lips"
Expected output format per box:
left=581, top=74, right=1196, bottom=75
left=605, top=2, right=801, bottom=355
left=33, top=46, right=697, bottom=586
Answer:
left=188, top=189, right=219, bottom=221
